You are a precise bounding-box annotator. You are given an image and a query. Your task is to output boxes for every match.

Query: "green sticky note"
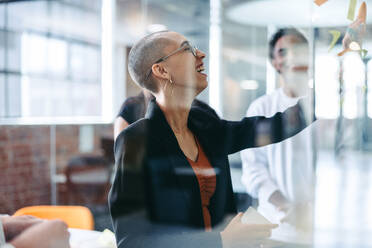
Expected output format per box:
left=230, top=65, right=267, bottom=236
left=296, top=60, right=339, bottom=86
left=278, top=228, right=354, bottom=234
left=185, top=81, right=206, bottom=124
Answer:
left=361, top=49, right=368, bottom=58
left=347, top=0, right=357, bottom=21
left=328, top=30, right=341, bottom=52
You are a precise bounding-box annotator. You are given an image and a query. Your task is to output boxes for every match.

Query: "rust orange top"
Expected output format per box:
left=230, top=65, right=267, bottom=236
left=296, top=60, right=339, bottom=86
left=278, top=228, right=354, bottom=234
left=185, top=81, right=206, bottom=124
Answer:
left=187, top=138, right=216, bottom=232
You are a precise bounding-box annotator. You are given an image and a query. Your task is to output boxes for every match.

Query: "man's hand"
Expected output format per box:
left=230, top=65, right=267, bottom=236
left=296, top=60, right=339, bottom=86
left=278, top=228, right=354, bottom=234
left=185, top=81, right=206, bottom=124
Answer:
left=1, top=215, right=43, bottom=241
left=10, top=219, right=70, bottom=248
left=221, top=212, right=278, bottom=248
left=280, top=202, right=313, bottom=231
left=268, top=190, right=291, bottom=213
left=342, top=18, right=366, bottom=50
left=339, top=2, right=367, bottom=56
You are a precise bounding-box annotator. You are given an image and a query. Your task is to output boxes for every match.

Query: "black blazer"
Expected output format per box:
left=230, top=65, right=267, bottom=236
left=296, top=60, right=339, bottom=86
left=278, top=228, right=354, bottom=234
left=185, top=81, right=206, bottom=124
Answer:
left=109, top=98, right=309, bottom=248
left=117, top=92, right=219, bottom=125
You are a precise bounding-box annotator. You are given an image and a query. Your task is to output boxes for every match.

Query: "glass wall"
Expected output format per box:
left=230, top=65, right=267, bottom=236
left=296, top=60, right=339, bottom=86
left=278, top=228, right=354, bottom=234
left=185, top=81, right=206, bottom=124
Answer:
left=1, top=0, right=372, bottom=247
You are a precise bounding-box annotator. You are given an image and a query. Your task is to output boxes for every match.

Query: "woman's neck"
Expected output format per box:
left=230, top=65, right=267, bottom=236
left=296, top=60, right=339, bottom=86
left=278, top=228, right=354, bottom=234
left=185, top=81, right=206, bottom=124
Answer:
left=156, top=93, right=193, bottom=134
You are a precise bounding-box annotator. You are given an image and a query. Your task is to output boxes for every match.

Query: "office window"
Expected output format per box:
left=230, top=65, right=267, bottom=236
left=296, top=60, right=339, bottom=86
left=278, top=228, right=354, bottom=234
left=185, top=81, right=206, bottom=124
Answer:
left=7, top=74, right=21, bottom=117
left=0, top=30, right=4, bottom=70
left=367, top=60, right=372, bottom=118
left=70, top=44, right=100, bottom=83
left=1, top=0, right=103, bottom=123
left=0, top=74, right=5, bottom=117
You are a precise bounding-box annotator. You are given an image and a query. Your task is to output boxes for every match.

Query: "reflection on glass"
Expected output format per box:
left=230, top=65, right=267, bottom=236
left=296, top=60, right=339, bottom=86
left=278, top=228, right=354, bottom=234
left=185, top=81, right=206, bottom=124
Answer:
left=367, top=60, right=372, bottom=118
left=7, top=74, right=21, bottom=117
left=0, top=30, right=4, bottom=70
left=6, top=31, right=21, bottom=72
left=7, top=1, right=48, bottom=32
left=71, top=44, right=100, bottom=82
left=0, top=74, right=5, bottom=117
left=343, top=53, right=364, bottom=119
left=315, top=54, right=339, bottom=119
left=21, top=33, right=48, bottom=74
left=47, top=38, right=68, bottom=76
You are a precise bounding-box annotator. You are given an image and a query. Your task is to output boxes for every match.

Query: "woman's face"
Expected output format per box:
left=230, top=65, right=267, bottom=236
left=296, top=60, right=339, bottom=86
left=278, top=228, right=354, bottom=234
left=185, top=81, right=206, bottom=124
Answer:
left=160, top=32, right=208, bottom=96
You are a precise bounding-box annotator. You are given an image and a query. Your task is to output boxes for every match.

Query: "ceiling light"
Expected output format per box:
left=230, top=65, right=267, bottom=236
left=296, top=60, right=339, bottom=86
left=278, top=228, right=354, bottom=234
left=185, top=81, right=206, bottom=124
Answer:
left=240, top=80, right=259, bottom=90
left=146, top=24, right=168, bottom=34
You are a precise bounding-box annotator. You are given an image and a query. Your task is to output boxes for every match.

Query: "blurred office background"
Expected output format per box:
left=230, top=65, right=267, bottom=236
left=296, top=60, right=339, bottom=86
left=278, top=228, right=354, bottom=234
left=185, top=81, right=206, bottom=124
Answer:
left=1, top=0, right=372, bottom=246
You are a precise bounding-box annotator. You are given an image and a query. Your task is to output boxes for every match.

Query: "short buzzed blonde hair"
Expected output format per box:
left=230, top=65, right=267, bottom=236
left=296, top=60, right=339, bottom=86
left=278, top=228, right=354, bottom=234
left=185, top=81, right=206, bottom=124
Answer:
left=128, top=31, right=173, bottom=93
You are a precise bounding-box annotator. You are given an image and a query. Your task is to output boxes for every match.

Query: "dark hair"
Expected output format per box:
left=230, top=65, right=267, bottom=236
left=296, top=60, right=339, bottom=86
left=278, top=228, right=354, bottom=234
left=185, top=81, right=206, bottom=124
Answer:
left=269, top=28, right=308, bottom=60
left=128, top=31, right=172, bottom=93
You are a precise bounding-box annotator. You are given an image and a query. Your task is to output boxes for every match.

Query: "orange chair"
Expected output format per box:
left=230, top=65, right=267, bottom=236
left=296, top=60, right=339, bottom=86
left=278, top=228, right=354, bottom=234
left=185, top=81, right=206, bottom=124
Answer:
left=13, top=205, right=94, bottom=230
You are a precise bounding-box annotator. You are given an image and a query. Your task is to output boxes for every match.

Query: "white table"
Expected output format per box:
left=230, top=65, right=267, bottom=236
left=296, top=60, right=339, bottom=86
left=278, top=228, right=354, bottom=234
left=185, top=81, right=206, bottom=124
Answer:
left=69, top=228, right=116, bottom=248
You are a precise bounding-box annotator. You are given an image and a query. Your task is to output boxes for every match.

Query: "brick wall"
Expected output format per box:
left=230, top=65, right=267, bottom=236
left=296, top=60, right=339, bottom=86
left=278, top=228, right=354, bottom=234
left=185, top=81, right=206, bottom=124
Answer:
left=0, top=124, right=113, bottom=214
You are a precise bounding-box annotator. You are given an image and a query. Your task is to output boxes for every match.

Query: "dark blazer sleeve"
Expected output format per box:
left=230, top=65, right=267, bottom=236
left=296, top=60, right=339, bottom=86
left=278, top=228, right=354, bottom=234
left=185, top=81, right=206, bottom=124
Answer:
left=218, top=98, right=313, bottom=155
left=109, top=122, right=224, bottom=248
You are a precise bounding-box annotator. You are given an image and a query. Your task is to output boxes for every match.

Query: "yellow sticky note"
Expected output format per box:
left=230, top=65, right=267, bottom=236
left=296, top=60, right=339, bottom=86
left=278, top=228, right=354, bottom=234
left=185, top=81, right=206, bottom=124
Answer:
left=314, top=0, right=328, bottom=6
left=348, top=0, right=357, bottom=21
left=329, top=30, right=341, bottom=52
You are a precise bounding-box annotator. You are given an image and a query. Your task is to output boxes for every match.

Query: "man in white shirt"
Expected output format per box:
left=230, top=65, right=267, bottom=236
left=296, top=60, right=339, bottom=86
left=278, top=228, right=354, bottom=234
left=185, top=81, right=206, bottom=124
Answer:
left=0, top=215, right=70, bottom=248
left=240, top=28, right=315, bottom=241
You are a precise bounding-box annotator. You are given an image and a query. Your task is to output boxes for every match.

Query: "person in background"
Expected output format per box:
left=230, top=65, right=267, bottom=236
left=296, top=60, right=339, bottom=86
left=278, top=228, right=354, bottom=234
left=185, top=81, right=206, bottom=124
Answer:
left=240, top=28, right=315, bottom=238
left=109, top=30, right=312, bottom=248
left=0, top=215, right=70, bottom=248
left=114, top=89, right=153, bottom=140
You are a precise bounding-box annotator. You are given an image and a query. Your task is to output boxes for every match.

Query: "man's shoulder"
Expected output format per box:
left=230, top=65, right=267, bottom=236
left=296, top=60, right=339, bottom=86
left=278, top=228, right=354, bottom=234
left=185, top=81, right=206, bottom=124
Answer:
left=247, top=89, right=282, bottom=115
left=252, top=89, right=281, bottom=105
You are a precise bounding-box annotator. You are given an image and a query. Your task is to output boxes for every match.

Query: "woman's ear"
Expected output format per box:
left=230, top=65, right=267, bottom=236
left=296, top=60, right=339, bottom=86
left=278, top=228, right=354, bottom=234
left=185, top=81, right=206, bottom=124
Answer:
left=151, top=64, right=169, bottom=81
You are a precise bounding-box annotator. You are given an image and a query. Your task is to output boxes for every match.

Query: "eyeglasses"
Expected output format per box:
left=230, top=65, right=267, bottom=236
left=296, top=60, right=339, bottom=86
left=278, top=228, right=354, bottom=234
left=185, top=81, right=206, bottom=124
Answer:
left=145, top=41, right=198, bottom=81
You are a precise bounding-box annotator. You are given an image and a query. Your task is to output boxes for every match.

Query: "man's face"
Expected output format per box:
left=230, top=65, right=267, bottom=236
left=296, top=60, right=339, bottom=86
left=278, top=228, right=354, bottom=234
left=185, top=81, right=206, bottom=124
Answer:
left=271, top=34, right=310, bottom=96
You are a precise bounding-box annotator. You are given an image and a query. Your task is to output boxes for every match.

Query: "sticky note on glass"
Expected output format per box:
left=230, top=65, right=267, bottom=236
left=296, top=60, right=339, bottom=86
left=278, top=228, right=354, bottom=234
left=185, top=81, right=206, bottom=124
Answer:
left=98, top=229, right=116, bottom=248
left=314, top=0, right=328, bottom=6
left=349, top=41, right=361, bottom=51
left=329, top=30, right=341, bottom=52
left=241, top=207, right=272, bottom=225
left=338, top=48, right=351, bottom=56
left=361, top=49, right=368, bottom=58
left=357, top=2, right=367, bottom=23
left=348, top=0, right=357, bottom=21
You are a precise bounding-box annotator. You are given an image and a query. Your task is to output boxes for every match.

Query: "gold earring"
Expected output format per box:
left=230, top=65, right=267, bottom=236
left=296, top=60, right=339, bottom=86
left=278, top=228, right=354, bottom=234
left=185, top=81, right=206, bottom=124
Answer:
left=163, top=79, right=168, bottom=92
left=169, top=78, right=174, bottom=96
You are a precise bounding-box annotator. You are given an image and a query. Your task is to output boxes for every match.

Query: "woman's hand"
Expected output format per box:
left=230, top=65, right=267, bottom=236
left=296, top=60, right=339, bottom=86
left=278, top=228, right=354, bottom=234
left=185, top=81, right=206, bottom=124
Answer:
left=342, top=18, right=366, bottom=50
left=339, top=2, right=367, bottom=56
left=220, top=212, right=278, bottom=248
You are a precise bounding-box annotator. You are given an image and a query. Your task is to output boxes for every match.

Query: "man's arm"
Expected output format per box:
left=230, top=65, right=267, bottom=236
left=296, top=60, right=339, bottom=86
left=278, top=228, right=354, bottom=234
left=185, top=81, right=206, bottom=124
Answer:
left=240, top=102, right=288, bottom=209
left=9, top=220, right=70, bottom=248
left=0, top=216, right=42, bottom=242
left=220, top=96, right=313, bottom=155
